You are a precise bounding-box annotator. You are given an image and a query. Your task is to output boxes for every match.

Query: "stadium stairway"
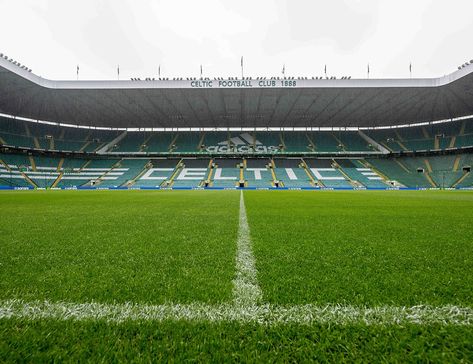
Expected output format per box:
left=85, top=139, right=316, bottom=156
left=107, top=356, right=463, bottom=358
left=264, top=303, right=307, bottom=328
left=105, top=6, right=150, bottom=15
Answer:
left=391, top=131, right=408, bottom=151
left=422, top=159, right=438, bottom=187
left=331, top=134, right=346, bottom=152
left=300, top=159, right=319, bottom=186
left=169, top=134, right=179, bottom=152
left=422, top=127, right=430, bottom=139
left=269, top=159, right=277, bottom=186
left=28, top=156, right=37, bottom=172
left=396, top=139, right=408, bottom=151
left=395, top=159, right=410, bottom=173
left=21, top=172, right=38, bottom=188
left=51, top=172, right=63, bottom=188
left=203, top=159, right=214, bottom=187
left=331, top=160, right=358, bottom=187
left=79, top=140, right=92, bottom=152
left=127, top=160, right=153, bottom=187
left=424, top=159, right=433, bottom=173
left=33, top=136, right=41, bottom=149
left=453, top=171, right=471, bottom=188
left=197, top=134, right=206, bottom=151
left=0, top=161, right=36, bottom=188
left=449, top=136, right=457, bottom=148
left=56, top=158, right=64, bottom=172
left=79, top=160, right=91, bottom=170
left=168, top=159, right=184, bottom=187
left=453, top=156, right=461, bottom=172
left=424, top=172, right=437, bottom=187
left=0, top=158, right=9, bottom=171
left=359, top=159, right=394, bottom=185
left=139, top=135, right=154, bottom=152
left=459, top=121, right=467, bottom=136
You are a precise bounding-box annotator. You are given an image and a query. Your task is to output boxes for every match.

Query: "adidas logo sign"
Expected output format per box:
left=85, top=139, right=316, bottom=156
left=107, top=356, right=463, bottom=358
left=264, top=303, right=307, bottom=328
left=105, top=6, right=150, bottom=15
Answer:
left=207, top=133, right=278, bottom=153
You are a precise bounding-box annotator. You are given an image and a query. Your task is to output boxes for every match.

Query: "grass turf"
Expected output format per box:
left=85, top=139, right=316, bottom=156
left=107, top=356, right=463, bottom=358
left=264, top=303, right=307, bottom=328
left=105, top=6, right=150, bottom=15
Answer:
left=246, top=190, right=473, bottom=306
left=1, top=320, right=472, bottom=363
left=0, top=190, right=239, bottom=304
left=1, top=190, right=473, bottom=361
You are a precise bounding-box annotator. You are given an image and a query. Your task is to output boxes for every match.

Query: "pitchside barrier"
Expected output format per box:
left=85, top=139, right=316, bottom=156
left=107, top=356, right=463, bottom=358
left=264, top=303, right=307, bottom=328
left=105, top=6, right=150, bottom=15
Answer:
left=2, top=186, right=469, bottom=191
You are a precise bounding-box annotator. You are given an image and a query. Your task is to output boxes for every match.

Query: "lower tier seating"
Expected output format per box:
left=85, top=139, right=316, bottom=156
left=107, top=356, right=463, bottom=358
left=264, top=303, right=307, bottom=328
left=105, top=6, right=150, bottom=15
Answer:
left=1, top=152, right=472, bottom=189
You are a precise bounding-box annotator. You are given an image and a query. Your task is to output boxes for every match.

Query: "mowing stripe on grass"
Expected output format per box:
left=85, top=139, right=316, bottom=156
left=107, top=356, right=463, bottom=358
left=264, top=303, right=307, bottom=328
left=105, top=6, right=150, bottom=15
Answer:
left=0, top=300, right=472, bottom=326
left=232, top=191, right=262, bottom=307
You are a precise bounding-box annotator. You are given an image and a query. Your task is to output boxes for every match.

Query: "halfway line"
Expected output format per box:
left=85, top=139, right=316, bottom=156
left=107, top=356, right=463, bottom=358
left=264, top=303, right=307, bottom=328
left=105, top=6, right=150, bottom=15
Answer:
left=232, top=191, right=262, bottom=306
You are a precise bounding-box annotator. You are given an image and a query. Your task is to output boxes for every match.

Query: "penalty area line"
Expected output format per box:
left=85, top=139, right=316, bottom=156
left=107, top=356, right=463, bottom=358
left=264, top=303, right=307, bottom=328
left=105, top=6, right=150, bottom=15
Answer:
left=0, top=300, right=472, bottom=326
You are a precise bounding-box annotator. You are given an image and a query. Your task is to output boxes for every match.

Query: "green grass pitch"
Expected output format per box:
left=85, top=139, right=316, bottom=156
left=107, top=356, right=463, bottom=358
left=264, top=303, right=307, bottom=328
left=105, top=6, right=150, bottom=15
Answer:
left=0, top=190, right=472, bottom=362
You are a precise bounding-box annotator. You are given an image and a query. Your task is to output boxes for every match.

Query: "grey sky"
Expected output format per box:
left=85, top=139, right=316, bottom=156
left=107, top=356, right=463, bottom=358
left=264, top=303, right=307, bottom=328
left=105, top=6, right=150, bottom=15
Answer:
left=0, top=0, right=472, bottom=80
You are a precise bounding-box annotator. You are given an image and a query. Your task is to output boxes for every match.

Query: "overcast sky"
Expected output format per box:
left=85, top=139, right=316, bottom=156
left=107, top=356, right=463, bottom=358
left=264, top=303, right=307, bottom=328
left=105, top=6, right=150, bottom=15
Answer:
left=1, top=0, right=472, bottom=80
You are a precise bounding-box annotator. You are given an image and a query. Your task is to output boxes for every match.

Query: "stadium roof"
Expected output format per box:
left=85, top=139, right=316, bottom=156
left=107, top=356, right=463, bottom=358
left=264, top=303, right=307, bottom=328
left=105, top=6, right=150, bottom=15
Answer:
left=1, top=57, right=473, bottom=129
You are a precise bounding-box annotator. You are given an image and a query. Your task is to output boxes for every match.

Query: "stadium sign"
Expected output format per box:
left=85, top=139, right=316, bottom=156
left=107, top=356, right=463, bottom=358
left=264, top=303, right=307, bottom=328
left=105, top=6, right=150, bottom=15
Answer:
left=190, top=79, right=298, bottom=88
left=206, top=132, right=279, bottom=153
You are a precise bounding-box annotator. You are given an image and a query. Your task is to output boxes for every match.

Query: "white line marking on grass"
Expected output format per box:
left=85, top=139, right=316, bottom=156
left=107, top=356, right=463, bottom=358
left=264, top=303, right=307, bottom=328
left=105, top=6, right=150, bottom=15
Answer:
left=1, top=300, right=472, bottom=326
left=232, top=191, right=262, bottom=307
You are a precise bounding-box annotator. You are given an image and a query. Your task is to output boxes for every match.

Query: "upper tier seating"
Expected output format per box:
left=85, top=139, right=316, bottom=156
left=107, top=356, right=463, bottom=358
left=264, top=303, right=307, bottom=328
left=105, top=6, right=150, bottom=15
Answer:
left=2, top=116, right=473, bottom=154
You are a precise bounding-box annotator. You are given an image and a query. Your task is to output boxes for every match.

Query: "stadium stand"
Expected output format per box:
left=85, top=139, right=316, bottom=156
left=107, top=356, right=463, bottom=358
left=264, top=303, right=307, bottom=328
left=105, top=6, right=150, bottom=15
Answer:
left=2, top=57, right=473, bottom=190
left=1, top=148, right=473, bottom=189
left=3, top=116, right=473, bottom=155
left=171, top=159, right=210, bottom=187
left=308, top=132, right=342, bottom=152
left=305, top=158, right=353, bottom=188
left=245, top=159, right=274, bottom=187
left=2, top=114, right=473, bottom=189
left=210, top=159, right=241, bottom=187
left=135, top=159, right=180, bottom=188
left=334, top=159, right=389, bottom=188
left=334, top=132, right=372, bottom=152
left=272, top=158, right=314, bottom=187
left=366, top=158, right=433, bottom=188
left=282, top=132, right=312, bottom=152
left=141, top=132, right=172, bottom=153
left=173, top=132, right=202, bottom=153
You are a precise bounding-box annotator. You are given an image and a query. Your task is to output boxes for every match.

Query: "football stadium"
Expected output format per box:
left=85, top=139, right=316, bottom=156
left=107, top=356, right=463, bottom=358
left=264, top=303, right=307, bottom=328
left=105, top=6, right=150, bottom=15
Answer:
left=1, top=1, right=473, bottom=362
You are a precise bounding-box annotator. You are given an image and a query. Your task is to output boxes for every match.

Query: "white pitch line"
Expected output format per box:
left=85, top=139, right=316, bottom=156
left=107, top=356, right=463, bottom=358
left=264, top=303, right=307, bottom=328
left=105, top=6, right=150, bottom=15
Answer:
left=0, top=300, right=472, bottom=326
left=232, top=191, right=262, bottom=307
